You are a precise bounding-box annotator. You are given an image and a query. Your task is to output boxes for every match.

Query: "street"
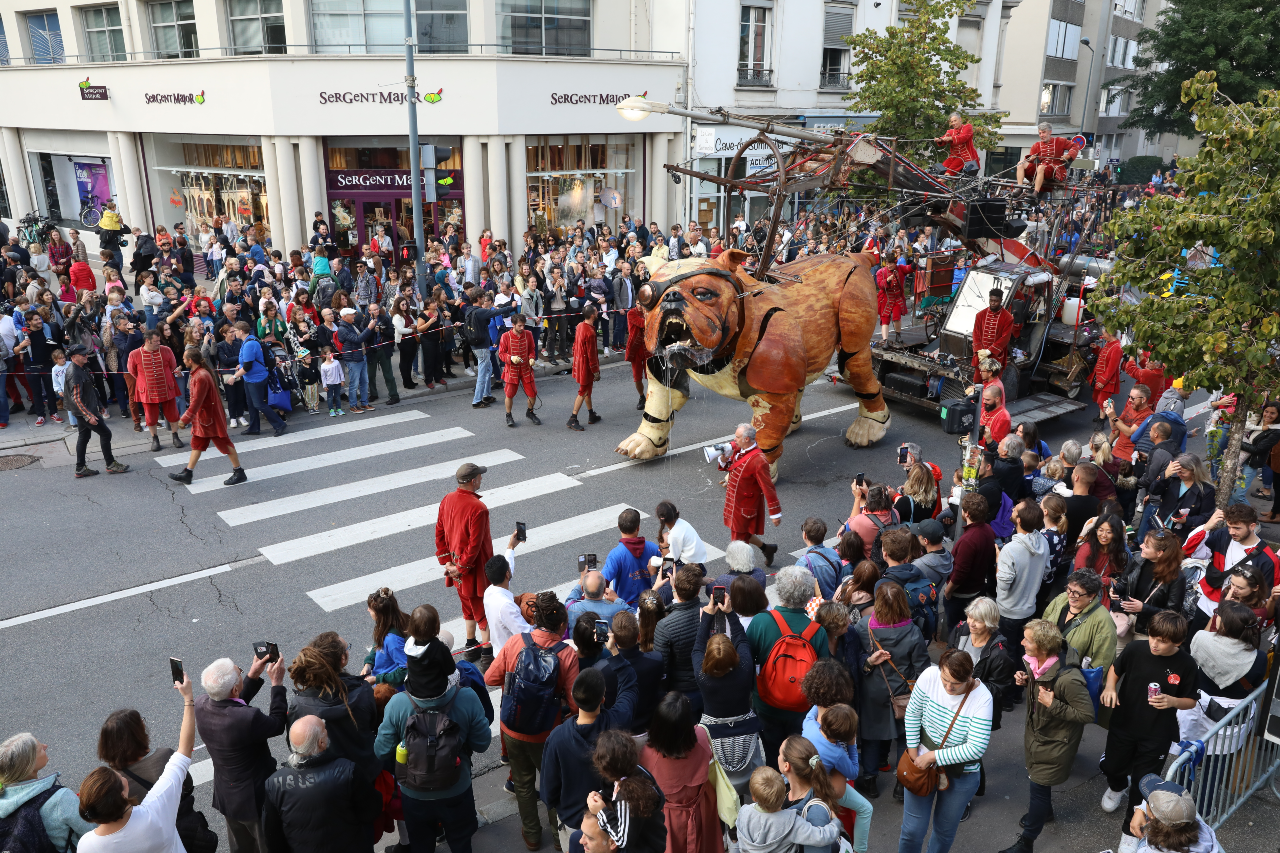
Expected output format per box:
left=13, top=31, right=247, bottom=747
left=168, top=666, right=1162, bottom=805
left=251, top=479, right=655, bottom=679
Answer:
left=1, top=357, right=1273, bottom=853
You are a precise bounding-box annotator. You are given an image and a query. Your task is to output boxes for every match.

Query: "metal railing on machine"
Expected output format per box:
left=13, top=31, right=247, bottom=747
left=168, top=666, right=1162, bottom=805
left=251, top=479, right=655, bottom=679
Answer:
left=1164, top=678, right=1280, bottom=835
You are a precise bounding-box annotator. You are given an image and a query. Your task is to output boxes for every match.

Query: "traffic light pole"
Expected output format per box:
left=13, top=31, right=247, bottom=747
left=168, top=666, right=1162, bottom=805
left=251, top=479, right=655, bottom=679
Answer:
left=403, top=0, right=429, bottom=298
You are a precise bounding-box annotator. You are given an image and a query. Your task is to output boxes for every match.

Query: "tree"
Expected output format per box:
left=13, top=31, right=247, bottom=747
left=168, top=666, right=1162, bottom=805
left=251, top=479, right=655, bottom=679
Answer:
left=842, top=0, right=1006, bottom=166
left=1112, top=0, right=1280, bottom=138
left=1090, top=71, right=1280, bottom=509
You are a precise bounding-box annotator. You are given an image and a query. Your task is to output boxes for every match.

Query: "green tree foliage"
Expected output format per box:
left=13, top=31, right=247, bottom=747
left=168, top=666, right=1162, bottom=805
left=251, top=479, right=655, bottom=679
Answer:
left=1112, top=0, right=1280, bottom=138
left=1118, top=155, right=1164, bottom=185
left=842, top=0, right=1006, bottom=165
left=1090, top=72, right=1280, bottom=507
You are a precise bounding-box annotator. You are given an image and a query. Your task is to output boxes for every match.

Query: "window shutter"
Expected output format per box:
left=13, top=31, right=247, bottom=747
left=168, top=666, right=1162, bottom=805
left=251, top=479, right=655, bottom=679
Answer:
left=824, top=8, right=854, bottom=49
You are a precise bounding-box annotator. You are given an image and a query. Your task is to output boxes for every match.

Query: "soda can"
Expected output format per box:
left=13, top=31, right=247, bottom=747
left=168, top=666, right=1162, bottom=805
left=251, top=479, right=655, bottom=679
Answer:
left=1148, top=683, right=1161, bottom=699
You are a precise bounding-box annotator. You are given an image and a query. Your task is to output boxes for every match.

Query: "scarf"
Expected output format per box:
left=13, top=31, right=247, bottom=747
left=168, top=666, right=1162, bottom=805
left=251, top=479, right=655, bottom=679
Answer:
left=868, top=615, right=911, bottom=630
left=1190, top=631, right=1255, bottom=689
left=1024, top=654, right=1059, bottom=679
left=620, top=536, right=649, bottom=558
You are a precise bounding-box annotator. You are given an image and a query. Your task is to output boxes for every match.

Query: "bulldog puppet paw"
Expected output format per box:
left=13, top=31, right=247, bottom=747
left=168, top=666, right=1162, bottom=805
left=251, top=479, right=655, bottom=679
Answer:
left=844, top=408, right=891, bottom=448
left=616, top=432, right=666, bottom=459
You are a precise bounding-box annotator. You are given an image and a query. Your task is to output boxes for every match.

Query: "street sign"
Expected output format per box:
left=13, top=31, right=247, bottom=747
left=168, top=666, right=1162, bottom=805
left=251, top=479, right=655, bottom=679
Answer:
left=1108, top=158, right=1120, bottom=165
left=695, top=127, right=716, bottom=156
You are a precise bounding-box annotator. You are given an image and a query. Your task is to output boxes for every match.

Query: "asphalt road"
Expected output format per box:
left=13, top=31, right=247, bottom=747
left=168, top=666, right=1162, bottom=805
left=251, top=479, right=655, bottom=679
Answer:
left=4, top=356, right=1269, bottom=853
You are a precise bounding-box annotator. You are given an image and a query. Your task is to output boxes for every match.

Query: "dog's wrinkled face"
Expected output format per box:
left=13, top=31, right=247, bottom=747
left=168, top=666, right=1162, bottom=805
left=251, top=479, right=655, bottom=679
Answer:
left=640, top=251, right=748, bottom=369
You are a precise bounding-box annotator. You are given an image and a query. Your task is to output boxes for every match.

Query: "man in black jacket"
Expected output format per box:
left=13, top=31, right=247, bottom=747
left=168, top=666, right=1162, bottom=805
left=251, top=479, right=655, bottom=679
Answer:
left=14, top=310, right=65, bottom=425
left=597, top=611, right=664, bottom=733
left=64, top=344, right=130, bottom=478
left=261, top=716, right=382, bottom=853
left=363, top=302, right=398, bottom=406
left=652, top=566, right=705, bottom=716
left=197, top=655, right=288, bottom=853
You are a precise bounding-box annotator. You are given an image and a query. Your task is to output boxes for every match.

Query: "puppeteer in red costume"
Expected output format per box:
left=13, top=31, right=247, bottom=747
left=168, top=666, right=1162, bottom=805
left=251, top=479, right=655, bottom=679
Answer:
left=971, top=288, right=1015, bottom=377
left=1090, top=331, right=1123, bottom=418
left=1017, top=123, right=1081, bottom=193
left=624, top=305, right=651, bottom=408
left=181, top=363, right=232, bottom=454
left=934, top=115, right=980, bottom=176
left=718, top=433, right=782, bottom=565
left=436, top=463, right=493, bottom=645
left=497, top=316, right=540, bottom=424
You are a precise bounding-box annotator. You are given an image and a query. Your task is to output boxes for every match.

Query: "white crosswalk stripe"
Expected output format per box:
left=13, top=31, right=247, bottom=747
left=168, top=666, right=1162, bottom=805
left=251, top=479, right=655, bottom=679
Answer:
left=153, top=410, right=430, bottom=466
left=187, top=427, right=472, bottom=494
left=260, top=472, right=582, bottom=565
left=218, top=449, right=523, bottom=527
left=306, top=505, right=643, bottom=611
left=790, top=536, right=840, bottom=558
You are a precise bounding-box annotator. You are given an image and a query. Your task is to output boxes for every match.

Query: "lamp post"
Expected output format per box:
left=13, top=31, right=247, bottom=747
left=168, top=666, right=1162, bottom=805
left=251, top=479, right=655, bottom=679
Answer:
left=1079, top=37, right=1095, bottom=139
left=403, top=0, right=428, bottom=297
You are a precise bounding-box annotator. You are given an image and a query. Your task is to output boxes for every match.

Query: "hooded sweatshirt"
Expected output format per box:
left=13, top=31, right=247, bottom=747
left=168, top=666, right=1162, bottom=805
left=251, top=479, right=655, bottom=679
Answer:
left=602, top=536, right=660, bottom=605
left=0, top=774, right=94, bottom=852
left=912, top=549, right=953, bottom=585
left=736, top=802, right=842, bottom=853
left=996, top=528, right=1049, bottom=619
left=404, top=635, right=457, bottom=699
left=1136, top=815, right=1217, bottom=853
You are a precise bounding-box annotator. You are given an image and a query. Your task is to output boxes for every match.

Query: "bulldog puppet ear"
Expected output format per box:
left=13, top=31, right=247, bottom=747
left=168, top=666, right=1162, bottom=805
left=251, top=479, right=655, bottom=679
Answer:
left=714, top=248, right=750, bottom=272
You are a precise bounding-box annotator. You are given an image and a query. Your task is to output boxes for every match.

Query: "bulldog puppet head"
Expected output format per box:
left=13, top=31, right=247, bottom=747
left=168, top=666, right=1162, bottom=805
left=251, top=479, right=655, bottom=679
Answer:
left=639, top=248, right=751, bottom=370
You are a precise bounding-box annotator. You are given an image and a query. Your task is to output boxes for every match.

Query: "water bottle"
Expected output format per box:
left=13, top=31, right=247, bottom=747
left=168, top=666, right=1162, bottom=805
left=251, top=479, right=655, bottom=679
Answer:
left=395, top=740, right=408, bottom=780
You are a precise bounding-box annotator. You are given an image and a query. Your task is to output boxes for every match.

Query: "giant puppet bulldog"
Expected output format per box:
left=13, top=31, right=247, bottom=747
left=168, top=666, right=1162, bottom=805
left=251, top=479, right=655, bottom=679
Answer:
left=615, top=248, right=891, bottom=476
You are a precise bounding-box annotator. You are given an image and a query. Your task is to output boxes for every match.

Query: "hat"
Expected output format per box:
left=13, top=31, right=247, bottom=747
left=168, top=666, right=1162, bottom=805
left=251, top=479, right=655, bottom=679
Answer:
left=909, top=519, right=945, bottom=544
left=339, top=307, right=356, bottom=317
left=66, top=343, right=91, bottom=357
left=455, top=462, right=487, bottom=483
left=1139, top=774, right=1196, bottom=826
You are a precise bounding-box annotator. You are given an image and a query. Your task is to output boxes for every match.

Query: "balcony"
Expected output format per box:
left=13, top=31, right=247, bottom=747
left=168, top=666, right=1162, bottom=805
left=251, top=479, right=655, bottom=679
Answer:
left=737, top=66, right=773, bottom=88
left=819, top=71, right=848, bottom=90
left=0, top=43, right=681, bottom=64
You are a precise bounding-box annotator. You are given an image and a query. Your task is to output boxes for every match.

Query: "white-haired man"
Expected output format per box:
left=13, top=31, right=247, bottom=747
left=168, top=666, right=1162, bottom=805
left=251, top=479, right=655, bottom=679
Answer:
left=261, top=716, right=382, bottom=853
left=195, top=656, right=287, bottom=853
left=1016, top=122, right=1080, bottom=195
left=718, top=423, right=782, bottom=566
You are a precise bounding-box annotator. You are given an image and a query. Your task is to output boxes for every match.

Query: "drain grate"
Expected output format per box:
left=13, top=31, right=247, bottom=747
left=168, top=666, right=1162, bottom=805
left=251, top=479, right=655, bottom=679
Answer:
left=0, top=454, right=39, bottom=470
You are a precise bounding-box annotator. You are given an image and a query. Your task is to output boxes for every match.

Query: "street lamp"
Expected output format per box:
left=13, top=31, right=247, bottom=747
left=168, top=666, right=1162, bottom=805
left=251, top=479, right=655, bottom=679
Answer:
left=1079, top=37, right=1095, bottom=138
left=616, top=95, right=665, bottom=122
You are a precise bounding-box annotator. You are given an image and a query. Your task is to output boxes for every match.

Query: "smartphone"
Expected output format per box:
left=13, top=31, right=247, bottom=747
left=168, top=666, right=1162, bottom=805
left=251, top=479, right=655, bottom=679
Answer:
left=661, top=556, right=675, bottom=579
left=586, top=554, right=598, bottom=571
left=169, top=657, right=184, bottom=685
left=856, top=472, right=865, bottom=487
left=253, top=641, right=280, bottom=663
left=594, top=619, right=609, bottom=644
left=898, top=445, right=909, bottom=464
left=515, top=522, right=527, bottom=542
left=713, top=585, right=726, bottom=606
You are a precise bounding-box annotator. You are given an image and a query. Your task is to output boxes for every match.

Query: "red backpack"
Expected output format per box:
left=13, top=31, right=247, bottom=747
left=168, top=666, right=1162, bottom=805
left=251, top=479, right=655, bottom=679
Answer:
left=756, top=611, right=821, bottom=712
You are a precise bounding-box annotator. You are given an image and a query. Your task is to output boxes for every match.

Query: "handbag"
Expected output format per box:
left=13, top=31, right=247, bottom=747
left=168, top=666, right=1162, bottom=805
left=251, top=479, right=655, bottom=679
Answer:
left=870, top=628, right=915, bottom=719
left=1112, top=582, right=1162, bottom=638
left=697, top=725, right=741, bottom=827
left=896, top=681, right=975, bottom=797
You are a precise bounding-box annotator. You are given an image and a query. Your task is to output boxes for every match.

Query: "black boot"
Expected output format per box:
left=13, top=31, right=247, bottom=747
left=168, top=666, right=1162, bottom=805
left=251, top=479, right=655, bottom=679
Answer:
left=386, top=396, right=399, bottom=406
left=853, top=776, right=879, bottom=799
left=171, top=431, right=184, bottom=448
left=1019, top=810, right=1054, bottom=828
left=761, top=543, right=779, bottom=567
left=567, top=414, right=584, bottom=431
left=150, top=434, right=162, bottom=452
left=506, top=413, right=517, bottom=428
left=997, top=835, right=1034, bottom=853
left=463, top=638, right=482, bottom=663
left=223, top=468, right=248, bottom=486
left=526, top=409, right=542, bottom=426
left=637, top=395, right=646, bottom=410
left=587, top=409, right=602, bottom=424
left=893, top=781, right=904, bottom=802
left=168, top=467, right=194, bottom=485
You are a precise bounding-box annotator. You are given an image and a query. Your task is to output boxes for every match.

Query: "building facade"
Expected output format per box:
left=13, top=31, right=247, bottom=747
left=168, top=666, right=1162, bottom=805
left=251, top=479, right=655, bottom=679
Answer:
left=0, top=0, right=686, bottom=255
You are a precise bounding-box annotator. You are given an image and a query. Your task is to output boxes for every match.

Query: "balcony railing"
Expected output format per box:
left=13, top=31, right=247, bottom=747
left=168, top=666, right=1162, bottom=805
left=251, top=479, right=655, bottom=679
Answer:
left=737, top=66, right=773, bottom=87
left=0, top=43, right=681, bottom=65
left=819, top=71, right=848, bottom=90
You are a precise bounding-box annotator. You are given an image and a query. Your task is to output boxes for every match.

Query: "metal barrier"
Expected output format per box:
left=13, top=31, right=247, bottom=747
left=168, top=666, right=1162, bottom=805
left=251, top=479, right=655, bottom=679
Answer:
left=1164, top=679, right=1280, bottom=829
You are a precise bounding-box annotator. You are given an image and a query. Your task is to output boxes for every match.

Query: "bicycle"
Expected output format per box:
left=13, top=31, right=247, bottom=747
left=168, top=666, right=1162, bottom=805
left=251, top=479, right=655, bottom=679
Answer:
left=16, top=211, right=55, bottom=246
left=79, top=192, right=103, bottom=228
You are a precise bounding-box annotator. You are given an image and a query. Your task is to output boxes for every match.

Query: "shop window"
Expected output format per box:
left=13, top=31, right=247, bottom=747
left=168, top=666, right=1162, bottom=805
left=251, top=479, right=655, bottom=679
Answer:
left=0, top=163, right=10, bottom=219
left=418, top=0, right=467, bottom=53
left=498, top=0, right=590, bottom=57
left=525, top=134, right=636, bottom=236
left=150, top=1, right=199, bottom=59
left=313, top=0, right=402, bottom=54
left=83, top=6, right=127, bottom=62
left=228, top=0, right=285, bottom=55
left=0, top=17, right=11, bottom=66
left=181, top=143, right=264, bottom=170
left=1040, top=83, right=1072, bottom=116
left=738, top=5, right=771, bottom=86
left=25, top=11, right=64, bottom=64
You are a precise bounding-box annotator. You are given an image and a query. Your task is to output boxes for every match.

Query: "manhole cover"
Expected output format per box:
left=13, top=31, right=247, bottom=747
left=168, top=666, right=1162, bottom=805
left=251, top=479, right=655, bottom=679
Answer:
left=0, top=454, right=38, bottom=470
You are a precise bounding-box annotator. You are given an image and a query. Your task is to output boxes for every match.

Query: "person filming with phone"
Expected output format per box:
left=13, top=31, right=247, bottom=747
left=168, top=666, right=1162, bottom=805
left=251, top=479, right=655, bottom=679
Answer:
left=1147, top=453, right=1216, bottom=543
left=436, top=462, right=496, bottom=669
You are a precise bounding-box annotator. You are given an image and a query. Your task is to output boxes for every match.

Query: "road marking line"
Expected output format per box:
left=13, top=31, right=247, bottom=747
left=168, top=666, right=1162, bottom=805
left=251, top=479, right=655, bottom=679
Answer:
left=218, top=449, right=523, bottom=526
left=790, top=536, right=841, bottom=558
left=577, top=402, right=860, bottom=479
left=187, top=428, right=471, bottom=494
left=153, top=410, right=429, bottom=466
left=306, top=505, right=639, bottom=611
left=0, top=556, right=268, bottom=631
left=263, top=473, right=582, bottom=565
left=190, top=759, right=214, bottom=785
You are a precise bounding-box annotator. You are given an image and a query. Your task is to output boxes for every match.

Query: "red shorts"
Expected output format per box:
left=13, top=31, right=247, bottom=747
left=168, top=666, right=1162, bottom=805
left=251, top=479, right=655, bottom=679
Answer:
left=729, top=528, right=756, bottom=542
left=577, top=379, right=594, bottom=397
left=190, top=434, right=235, bottom=455
left=1092, top=389, right=1114, bottom=409
left=877, top=292, right=906, bottom=325
left=142, top=399, right=180, bottom=427
left=629, top=359, right=645, bottom=383
left=504, top=372, right=536, bottom=400
left=456, top=587, right=487, bottom=628
left=1032, top=162, right=1069, bottom=184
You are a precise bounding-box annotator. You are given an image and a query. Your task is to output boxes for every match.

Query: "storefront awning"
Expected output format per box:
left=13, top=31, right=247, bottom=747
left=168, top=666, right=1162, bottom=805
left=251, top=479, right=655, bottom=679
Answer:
left=526, top=169, right=634, bottom=178
left=153, top=165, right=266, bottom=178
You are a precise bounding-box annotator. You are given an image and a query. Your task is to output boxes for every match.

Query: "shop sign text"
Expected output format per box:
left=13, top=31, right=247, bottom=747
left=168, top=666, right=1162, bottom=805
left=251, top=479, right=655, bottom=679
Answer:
left=328, top=169, right=434, bottom=192
left=550, top=92, right=632, bottom=106
left=144, top=90, right=205, bottom=105
left=319, top=91, right=431, bottom=105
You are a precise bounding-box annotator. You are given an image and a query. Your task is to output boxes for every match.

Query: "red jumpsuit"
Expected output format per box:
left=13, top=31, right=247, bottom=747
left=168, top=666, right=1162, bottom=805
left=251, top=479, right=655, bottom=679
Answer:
left=1090, top=338, right=1123, bottom=410
left=571, top=319, right=600, bottom=397
left=1027, top=137, right=1081, bottom=185
left=876, top=265, right=906, bottom=324
left=498, top=327, right=537, bottom=401
left=179, top=366, right=233, bottom=455
left=624, top=306, right=650, bottom=383
left=127, top=345, right=181, bottom=426
left=935, top=123, right=979, bottom=175
left=718, top=445, right=781, bottom=540
left=435, top=487, right=492, bottom=628
left=971, top=307, right=1015, bottom=373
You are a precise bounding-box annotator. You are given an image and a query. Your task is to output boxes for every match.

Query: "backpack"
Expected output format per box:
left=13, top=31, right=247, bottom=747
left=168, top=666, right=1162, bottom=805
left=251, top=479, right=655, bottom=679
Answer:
left=250, top=337, right=277, bottom=371
left=399, top=693, right=466, bottom=793
left=313, top=275, right=338, bottom=311
left=0, top=782, right=61, bottom=853
left=867, top=510, right=906, bottom=572
left=456, top=659, right=494, bottom=725
left=757, top=610, right=821, bottom=713
left=988, top=491, right=1015, bottom=540
left=1179, top=558, right=1208, bottom=623
left=903, top=576, right=938, bottom=640
left=500, top=633, right=568, bottom=735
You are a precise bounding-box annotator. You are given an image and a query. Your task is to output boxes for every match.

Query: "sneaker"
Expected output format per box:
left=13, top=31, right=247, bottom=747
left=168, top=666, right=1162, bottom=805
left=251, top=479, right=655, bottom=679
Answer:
left=330, top=410, right=338, bottom=417
left=35, top=416, right=45, bottom=426
left=50, top=414, right=63, bottom=424
left=960, top=801, right=972, bottom=822
left=465, top=367, right=476, bottom=377
left=604, top=346, right=614, bottom=356
left=239, top=417, right=250, bottom=427
left=75, top=465, right=99, bottom=478
left=223, top=468, right=248, bottom=486
left=505, top=778, right=516, bottom=794
left=228, top=417, right=236, bottom=428
left=105, top=461, right=130, bottom=474
left=500, top=755, right=511, bottom=767
left=1117, top=834, right=1139, bottom=853
left=336, top=409, right=347, bottom=416
left=1100, top=786, right=1126, bottom=813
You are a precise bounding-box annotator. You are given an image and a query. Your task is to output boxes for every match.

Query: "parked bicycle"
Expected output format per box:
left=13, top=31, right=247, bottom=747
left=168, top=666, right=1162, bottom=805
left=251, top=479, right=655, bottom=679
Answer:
left=16, top=211, right=56, bottom=246
left=79, top=191, right=103, bottom=228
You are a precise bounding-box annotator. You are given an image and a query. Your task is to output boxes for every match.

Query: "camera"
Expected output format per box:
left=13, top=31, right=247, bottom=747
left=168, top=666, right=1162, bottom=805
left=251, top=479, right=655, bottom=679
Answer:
left=703, top=442, right=734, bottom=464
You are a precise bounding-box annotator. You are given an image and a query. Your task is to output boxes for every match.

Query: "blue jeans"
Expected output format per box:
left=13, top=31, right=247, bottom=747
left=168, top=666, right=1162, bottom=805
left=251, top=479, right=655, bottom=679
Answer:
left=611, top=311, right=627, bottom=348
left=898, top=767, right=981, bottom=853
left=345, top=358, right=369, bottom=407
left=244, top=378, right=286, bottom=433
left=401, top=786, right=478, bottom=853
left=1231, top=464, right=1263, bottom=505
left=1135, top=500, right=1159, bottom=544
left=471, top=347, right=492, bottom=404
left=1021, top=780, right=1054, bottom=840
left=0, top=369, right=8, bottom=426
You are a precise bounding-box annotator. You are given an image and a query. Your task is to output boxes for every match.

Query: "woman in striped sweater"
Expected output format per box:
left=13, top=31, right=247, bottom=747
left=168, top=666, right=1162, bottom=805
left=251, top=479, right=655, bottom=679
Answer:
left=898, top=649, right=993, bottom=853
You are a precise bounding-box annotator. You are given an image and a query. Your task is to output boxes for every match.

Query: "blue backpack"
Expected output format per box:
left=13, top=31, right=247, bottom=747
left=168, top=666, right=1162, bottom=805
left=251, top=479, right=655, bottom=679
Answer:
left=500, top=634, right=567, bottom=735
left=904, top=576, right=939, bottom=640
left=0, top=782, right=60, bottom=853
left=457, top=660, right=494, bottom=724
left=988, top=491, right=1015, bottom=539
